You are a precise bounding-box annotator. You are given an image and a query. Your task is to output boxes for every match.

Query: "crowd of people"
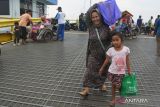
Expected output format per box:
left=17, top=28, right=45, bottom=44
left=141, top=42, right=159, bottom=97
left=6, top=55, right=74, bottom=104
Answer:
left=136, top=15, right=158, bottom=36
left=135, top=15, right=160, bottom=56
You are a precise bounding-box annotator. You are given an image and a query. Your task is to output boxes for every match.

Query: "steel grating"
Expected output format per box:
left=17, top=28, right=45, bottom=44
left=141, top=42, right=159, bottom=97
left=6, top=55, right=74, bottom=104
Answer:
left=0, top=33, right=160, bottom=107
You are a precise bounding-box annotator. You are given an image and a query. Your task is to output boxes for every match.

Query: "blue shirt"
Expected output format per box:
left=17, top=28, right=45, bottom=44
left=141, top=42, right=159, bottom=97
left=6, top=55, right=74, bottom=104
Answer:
left=155, top=19, right=160, bottom=37
left=55, top=12, right=65, bottom=24
left=137, top=18, right=142, bottom=27
left=154, top=18, right=159, bottom=27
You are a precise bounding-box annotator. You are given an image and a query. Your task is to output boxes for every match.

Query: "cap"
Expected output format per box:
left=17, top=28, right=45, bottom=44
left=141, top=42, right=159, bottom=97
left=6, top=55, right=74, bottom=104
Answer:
left=57, top=7, right=62, bottom=10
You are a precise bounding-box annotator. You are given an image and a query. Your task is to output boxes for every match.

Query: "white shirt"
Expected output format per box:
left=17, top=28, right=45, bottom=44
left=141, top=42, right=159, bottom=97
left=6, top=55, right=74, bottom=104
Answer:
left=106, top=46, right=130, bottom=74
left=56, top=12, right=65, bottom=24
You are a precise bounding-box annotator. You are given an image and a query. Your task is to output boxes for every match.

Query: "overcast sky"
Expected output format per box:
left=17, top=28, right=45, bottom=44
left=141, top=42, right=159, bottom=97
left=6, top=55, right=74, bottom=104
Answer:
left=47, top=0, right=160, bottom=23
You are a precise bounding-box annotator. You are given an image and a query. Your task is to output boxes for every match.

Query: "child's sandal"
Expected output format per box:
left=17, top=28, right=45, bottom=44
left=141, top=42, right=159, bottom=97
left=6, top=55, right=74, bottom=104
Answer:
left=109, top=100, right=115, bottom=107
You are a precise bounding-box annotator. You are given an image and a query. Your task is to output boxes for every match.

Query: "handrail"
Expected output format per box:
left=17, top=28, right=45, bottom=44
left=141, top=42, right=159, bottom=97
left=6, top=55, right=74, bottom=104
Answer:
left=0, top=18, right=41, bottom=43
left=0, top=18, right=41, bottom=28
left=0, top=17, right=13, bottom=19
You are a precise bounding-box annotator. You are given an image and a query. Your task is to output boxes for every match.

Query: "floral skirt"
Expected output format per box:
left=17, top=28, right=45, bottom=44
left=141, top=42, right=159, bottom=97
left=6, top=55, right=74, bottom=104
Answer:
left=108, top=72, right=124, bottom=87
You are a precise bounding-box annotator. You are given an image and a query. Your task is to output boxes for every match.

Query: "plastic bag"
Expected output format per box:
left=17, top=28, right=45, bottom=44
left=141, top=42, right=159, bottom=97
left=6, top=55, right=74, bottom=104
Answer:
left=120, top=73, right=137, bottom=96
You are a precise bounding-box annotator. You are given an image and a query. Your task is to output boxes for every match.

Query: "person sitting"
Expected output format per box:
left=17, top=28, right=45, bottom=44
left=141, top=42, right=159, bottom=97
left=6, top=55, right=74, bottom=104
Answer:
left=40, top=16, right=51, bottom=29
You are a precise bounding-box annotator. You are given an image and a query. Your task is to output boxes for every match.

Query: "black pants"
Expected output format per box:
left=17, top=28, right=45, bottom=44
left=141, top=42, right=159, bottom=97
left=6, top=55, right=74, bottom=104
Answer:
left=14, top=31, right=20, bottom=44
left=19, top=26, right=27, bottom=40
left=156, top=37, right=160, bottom=55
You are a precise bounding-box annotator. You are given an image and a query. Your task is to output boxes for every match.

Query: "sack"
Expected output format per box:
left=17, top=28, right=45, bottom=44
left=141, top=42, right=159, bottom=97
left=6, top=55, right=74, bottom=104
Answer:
left=120, top=73, right=137, bottom=96
left=97, top=0, right=122, bottom=26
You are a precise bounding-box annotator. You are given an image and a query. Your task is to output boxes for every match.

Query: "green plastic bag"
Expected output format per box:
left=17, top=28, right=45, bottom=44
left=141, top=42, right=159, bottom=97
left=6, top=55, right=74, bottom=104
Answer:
left=120, top=73, right=137, bottom=96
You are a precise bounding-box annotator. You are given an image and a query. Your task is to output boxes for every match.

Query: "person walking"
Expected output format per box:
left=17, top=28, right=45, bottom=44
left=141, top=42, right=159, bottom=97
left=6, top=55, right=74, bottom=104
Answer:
left=55, top=7, right=65, bottom=41
left=136, top=16, right=142, bottom=33
left=79, top=9, right=111, bottom=96
left=99, top=32, right=131, bottom=106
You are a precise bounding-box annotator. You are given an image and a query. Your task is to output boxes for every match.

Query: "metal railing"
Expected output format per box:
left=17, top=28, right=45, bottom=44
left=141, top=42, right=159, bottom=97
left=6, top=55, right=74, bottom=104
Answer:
left=0, top=18, right=41, bottom=28
left=0, top=17, right=41, bottom=43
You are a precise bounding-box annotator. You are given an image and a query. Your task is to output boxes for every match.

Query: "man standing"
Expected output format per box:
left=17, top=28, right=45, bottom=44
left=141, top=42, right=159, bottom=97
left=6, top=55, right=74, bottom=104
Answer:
left=55, top=7, right=65, bottom=41
left=19, top=10, right=33, bottom=44
left=137, top=16, right=142, bottom=33
left=154, top=15, right=160, bottom=27
left=155, top=16, right=160, bottom=56
left=154, top=15, right=160, bottom=35
left=79, top=13, right=84, bottom=31
left=148, top=16, right=154, bottom=35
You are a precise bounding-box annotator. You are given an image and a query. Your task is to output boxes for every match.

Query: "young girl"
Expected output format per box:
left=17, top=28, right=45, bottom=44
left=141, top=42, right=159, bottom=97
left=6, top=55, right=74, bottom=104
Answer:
left=99, top=32, right=131, bottom=106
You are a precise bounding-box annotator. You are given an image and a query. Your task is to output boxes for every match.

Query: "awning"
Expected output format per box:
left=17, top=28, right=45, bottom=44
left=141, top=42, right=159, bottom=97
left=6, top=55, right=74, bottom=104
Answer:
left=46, top=0, right=57, bottom=5
left=122, top=10, right=133, bottom=17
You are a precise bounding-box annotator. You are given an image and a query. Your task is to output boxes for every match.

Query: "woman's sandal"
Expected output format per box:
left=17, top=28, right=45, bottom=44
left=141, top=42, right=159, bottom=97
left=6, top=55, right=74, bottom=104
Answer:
left=79, top=90, right=88, bottom=96
left=100, top=84, right=107, bottom=91
left=79, top=87, right=89, bottom=96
